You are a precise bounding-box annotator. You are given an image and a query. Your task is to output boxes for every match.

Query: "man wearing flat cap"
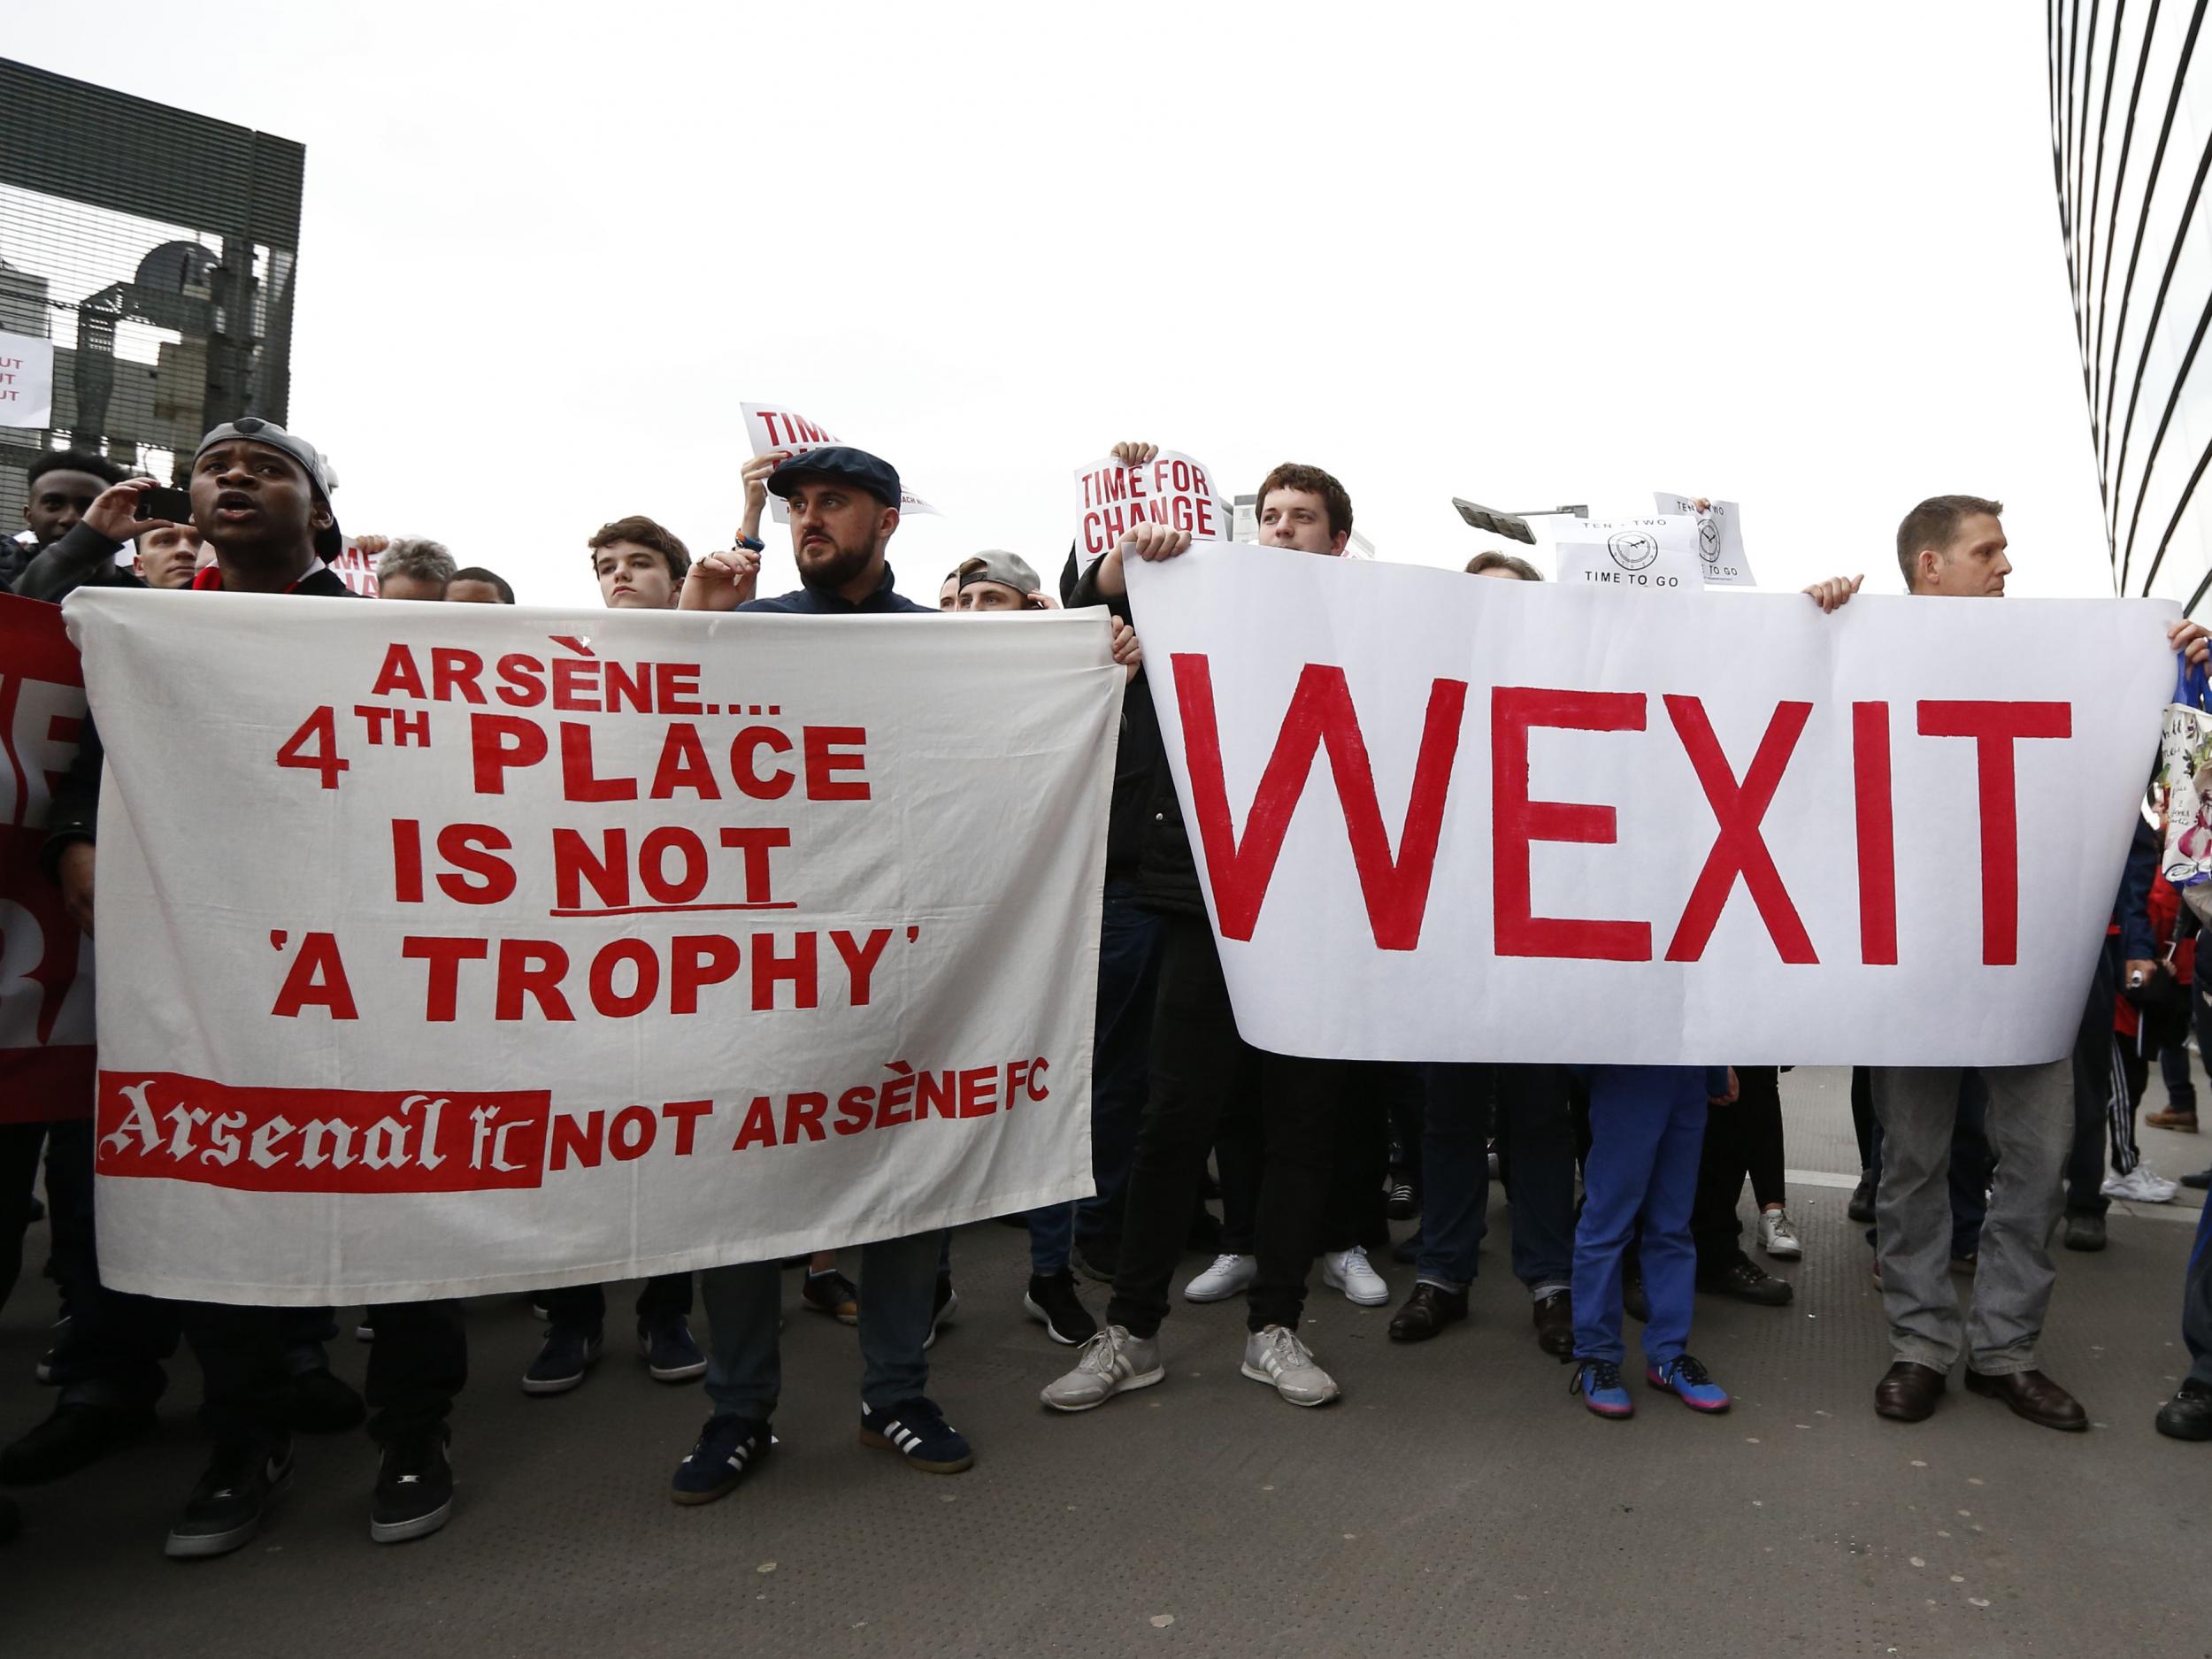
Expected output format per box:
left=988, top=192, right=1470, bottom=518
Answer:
left=681, top=446, right=930, bottom=616
left=668, top=442, right=973, bottom=1505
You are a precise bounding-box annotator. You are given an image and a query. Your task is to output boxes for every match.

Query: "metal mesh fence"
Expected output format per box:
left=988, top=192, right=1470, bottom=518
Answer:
left=0, top=58, right=303, bottom=534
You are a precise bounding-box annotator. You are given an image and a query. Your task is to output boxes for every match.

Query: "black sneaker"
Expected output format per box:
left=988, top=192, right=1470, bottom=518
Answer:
left=522, top=1325, right=603, bottom=1395
left=280, top=1366, right=367, bottom=1433
left=1070, top=1237, right=1119, bottom=1284
left=639, top=1315, right=708, bottom=1383
left=2156, top=1379, right=2212, bottom=1441
left=1698, top=1259, right=1793, bottom=1307
left=370, top=1425, right=453, bottom=1544
left=924, top=1275, right=958, bottom=1351
left=858, top=1397, right=973, bottom=1474
left=1385, top=1179, right=1419, bottom=1221
left=1023, top=1271, right=1099, bottom=1346
left=1, top=1401, right=156, bottom=1486
left=1847, top=1171, right=1878, bottom=1224
left=165, top=1439, right=294, bottom=1559
left=1622, top=1271, right=1650, bottom=1324
left=671, top=1413, right=773, bottom=1505
left=801, top=1268, right=859, bottom=1325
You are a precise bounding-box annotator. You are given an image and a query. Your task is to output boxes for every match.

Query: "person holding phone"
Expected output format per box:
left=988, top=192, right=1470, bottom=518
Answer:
left=5, top=472, right=198, bottom=600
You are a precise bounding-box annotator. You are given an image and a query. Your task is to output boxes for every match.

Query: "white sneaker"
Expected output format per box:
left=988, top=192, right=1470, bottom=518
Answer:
left=1320, top=1246, right=1389, bottom=1307
left=1039, top=1325, right=1164, bottom=1412
left=1758, top=1210, right=1803, bottom=1259
left=1183, top=1253, right=1256, bottom=1302
left=2102, top=1166, right=2179, bottom=1203
left=1240, top=1325, right=1340, bottom=1407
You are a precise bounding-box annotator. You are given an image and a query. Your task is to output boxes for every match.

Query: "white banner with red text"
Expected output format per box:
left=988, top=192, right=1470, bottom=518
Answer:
left=63, top=592, right=1121, bottom=1304
left=1124, top=543, right=2174, bottom=1065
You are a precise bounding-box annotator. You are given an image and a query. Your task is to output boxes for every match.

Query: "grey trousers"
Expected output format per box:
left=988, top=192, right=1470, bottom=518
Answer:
left=1871, top=1059, right=2071, bottom=1375
left=699, top=1229, right=943, bottom=1419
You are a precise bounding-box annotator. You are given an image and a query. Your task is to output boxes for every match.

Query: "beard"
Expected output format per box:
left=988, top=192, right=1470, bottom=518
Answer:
left=796, top=536, right=875, bottom=592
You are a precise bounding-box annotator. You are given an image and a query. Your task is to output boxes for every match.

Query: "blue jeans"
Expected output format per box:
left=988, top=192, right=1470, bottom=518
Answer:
left=1028, top=880, right=1162, bottom=1271
left=1572, top=1066, right=1709, bottom=1368
left=1415, top=1063, right=1574, bottom=1294
left=700, top=1230, right=943, bottom=1418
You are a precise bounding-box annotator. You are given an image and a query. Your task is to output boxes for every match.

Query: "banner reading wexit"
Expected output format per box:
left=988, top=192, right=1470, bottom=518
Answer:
left=63, top=593, right=1123, bottom=1304
left=1125, top=544, right=2174, bottom=1066
left=0, top=596, right=95, bottom=1122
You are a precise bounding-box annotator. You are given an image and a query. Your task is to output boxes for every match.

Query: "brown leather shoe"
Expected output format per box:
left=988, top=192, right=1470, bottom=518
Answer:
left=2146, top=1109, right=2198, bottom=1132
left=1386, top=1282, right=1467, bottom=1343
left=1874, top=1360, right=1946, bottom=1422
left=1963, top=1367, right=2088, bottom=1432
left=1532, top=1289, right=1574, bottom=1360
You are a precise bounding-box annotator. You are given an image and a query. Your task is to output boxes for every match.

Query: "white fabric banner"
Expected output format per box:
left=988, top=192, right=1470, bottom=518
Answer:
left=63, top=593, right=1120, bottom=1304
left=0, top=331, right=55, bottom=429
left=1125, top=543, right=2174, bottom=1066
left=740, top=402, right=940, bottom=522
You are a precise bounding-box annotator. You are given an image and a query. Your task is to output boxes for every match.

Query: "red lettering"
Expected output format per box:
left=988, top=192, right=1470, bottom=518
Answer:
left=553, top=828, right=629, bottom=911
left=588, top=938, right=659, bottom=1017
left=829, top=927, right=891, bottom=1004
left=803, top=726, right=870, bottom=801
left=1490, top=687, right=1652, bottom=961
left=469, top=713, right=547, bottom=794
left=403, top=936, right=488, bottom=1021
left=607, top=1105, right=655, bottom=1160
left=782, top=1091, right=828, bottom=1143
left=370, top=644, right=427, bottom=700
left=752, top=931, right=818, bottom=1009
left=549, top=1110, right=603, bottom=1171
left=662, top=1098, right=712, bottom=1155
left=429, top=649, right=487, bottom=705
left=656, top=663, right=703, bottom=715
left=495, top=654, right=546, bottom=708
left=639, top=826, right=706, bottom=903
left=671, top=934, right=741, bottom=1013
left=271, top=932, right=358, bottom=1018
left=603, top=661, right=650, bottom=714
left=496, top=939, right=574, bottom=1021
left=1853, top=701, right=1897, bottom=966
left=550, top=657, right=602, bottom=711
left=731, top=1095, right=777, bottom=1151
left=1662, top=696, right=1816, bottom=964
left=718, top=828, right=791, bottom=902
left=1916, top=700, right=2072, bottom=965
left=391, top=818, right=424, bottom=903
left=957, top=1066, right=996, bottom=1118
left=1172, top=656, right=1466, bottom=949
left=560, top=722, right=636, bottom=801
left=434, top=823, right=516, bottom=905
left=733, top=726, right=795, bottom=798
left=649, top=725, right=721, bottom=799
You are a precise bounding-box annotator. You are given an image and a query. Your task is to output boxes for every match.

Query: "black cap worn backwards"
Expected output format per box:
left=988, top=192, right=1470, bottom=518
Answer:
left=195, top=416, right=344, bottom=560
left=766, top=446, right=902, bottom=511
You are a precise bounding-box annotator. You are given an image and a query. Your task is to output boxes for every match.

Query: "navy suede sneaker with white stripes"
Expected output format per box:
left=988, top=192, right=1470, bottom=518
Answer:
left=857, top=1397, right=973, bottom=1474
left=669, top=1414, right=773, bottom=1505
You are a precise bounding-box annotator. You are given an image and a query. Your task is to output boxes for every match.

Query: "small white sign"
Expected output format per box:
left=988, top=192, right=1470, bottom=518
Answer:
left=1653, top=493, right=1755, bottom=587
left=1552, top=516, right=1703, bottom=591
left=741, top=402, right=939, bottom=523
left=0, top=331, right=55, bottom=429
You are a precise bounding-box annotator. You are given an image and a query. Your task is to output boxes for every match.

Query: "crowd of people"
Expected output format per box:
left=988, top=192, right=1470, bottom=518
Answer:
left=2, top=420, right=2210, bottom=1565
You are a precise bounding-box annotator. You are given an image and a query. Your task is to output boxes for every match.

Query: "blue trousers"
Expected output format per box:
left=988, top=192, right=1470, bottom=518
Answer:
left=1572, top=1066, right=1709, bottom=1368
left=1414, top=1063, right=1575, bottom=1294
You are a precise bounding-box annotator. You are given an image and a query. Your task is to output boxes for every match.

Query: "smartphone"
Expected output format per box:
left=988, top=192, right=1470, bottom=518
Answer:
left=133, top=486, right=195, bottom=524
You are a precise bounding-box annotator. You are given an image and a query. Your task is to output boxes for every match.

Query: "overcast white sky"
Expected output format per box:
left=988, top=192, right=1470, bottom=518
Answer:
left=16, top=2, right=2110, bottom=606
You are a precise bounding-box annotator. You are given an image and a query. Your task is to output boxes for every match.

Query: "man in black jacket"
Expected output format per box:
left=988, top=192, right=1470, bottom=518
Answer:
left=44, top=418, right=467, bottom=1556
left=1043, top=462, right=1359, bottom=1414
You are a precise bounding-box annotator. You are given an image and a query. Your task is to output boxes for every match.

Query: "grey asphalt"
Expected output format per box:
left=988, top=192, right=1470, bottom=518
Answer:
left=2, top=1066, right=2204, bottom=1659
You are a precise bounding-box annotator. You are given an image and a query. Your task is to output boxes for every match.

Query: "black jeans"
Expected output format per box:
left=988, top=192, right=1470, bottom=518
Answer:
left=1107, top=916, right=1337, bottom=1337
left=544, top=1272, right=692, bottom=1333
left=187, top=1298, right=465, bottom=1451
left=1691, top=1065, right=1787, bottom=1272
